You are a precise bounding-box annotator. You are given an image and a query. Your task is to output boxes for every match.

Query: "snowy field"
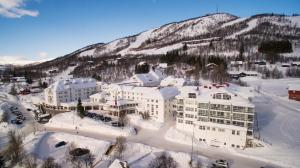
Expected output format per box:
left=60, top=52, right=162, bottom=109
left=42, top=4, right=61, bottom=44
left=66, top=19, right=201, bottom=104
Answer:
left=238, top=77, right=300, bottom=167
left=24, top=131, right=210, bottom=168
left=46, top=112, right=136, bottom=137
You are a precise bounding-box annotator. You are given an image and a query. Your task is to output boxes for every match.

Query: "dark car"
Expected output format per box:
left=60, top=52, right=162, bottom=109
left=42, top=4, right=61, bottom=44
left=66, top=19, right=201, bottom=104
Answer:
left=111, top=121, right=124, bottom=127
left=11, top=119, right=23, bottom=125
left=26, top=108, right=31, bottom=111
left=104, top=117, right=112, bottom=122
left=55, top=141, right=67, bottom=148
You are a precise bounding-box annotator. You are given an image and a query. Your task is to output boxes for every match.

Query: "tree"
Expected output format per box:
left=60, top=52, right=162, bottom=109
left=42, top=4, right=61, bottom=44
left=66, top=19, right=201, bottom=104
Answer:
left=5, top=130, right=24, bottom=166
left=148, top=152, right=177, bottom=168
left=238, top=41, right=245, bottom=61
left=10, top=84, right=17, bottom=95
left=135, top=62, right=150, bottom=74
left=119, top=113, right=128, bottom=127
left=41, top=157, right=61, bottom=168
left=115, top=136, right=126, bottom=158
left=77, top=98, right=85, bottom=118
left=0, top=153, right=6, bottom=168
left=0, top=110, right=9, bottom=123
left=83, top=153, right=95, bottom=168
left=22, top=154, right=38, bottom=168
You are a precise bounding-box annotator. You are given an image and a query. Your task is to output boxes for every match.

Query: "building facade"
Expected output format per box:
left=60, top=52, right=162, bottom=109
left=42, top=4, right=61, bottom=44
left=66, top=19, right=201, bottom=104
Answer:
left=44, top=78, right=98, bottom=108
left=174, top=86, right=254, bottom=149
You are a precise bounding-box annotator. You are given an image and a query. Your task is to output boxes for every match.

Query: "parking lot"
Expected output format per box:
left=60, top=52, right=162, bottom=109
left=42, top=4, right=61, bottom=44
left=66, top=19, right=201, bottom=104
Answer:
left=84, top=111, right=124, bottom=127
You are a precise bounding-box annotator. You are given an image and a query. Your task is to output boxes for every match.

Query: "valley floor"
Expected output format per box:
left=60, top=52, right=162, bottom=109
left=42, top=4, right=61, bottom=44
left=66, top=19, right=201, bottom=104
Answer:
left=1, top=78, right=300, bottom=167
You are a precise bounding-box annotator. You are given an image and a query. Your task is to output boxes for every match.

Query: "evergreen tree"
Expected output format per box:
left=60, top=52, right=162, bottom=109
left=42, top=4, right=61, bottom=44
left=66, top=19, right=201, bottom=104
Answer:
left=77, top=98, right=85, bottom=118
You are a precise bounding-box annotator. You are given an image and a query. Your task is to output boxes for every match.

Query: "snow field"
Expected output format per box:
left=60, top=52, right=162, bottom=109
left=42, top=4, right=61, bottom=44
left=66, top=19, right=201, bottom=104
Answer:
left=46, top=112, right=136, bottom=137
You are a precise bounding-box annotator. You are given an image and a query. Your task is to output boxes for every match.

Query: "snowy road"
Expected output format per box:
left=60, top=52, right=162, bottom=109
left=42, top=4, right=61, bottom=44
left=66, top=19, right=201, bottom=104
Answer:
left=46, top=120, right=280, bottom=168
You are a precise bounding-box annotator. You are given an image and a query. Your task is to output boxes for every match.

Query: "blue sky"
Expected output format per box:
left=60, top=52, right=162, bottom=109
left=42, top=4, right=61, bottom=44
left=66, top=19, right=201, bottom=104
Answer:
left=0, top=0, right=299, bottom=64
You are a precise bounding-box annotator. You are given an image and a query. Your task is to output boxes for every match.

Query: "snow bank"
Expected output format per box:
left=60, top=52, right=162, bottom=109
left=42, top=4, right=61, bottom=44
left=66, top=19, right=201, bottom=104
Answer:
left=46, top=112, right=135, bottom=137
left=128, top=114, right=163, bottom=130
left=164, top=127, right=204, bottom=147
left=24, top=132, right=111, bottom=166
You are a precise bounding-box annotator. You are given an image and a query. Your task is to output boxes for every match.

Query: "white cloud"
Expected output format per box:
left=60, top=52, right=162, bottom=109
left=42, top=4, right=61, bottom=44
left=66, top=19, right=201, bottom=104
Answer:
left=0, top=55, right=53, bottom=65
left=38, top=51, right=48, bottom=58
left=0, top=0, right=39, bottom=18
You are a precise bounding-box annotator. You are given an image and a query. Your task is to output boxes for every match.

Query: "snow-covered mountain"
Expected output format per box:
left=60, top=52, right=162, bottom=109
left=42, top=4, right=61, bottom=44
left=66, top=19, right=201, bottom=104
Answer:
left=76, top=13, right=300, bottom=57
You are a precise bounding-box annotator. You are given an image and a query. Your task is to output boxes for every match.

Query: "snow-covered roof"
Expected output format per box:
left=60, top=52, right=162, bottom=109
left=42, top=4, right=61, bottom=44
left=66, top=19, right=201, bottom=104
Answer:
left=292, top=61, right=300, bottom=65
left=109, top=84, right=179, bottom=100
left=160, top=76, right=186, bottom=87
left=176, top=85, right=254, bottom=107
left=108, top=159, right=128, bottom=168
left=129, top=68, right=166, bottom=86
left=47, top=78, right=96, bottom=92
left=289, top=84, right=300, bottom=91
left=228, top=70, right=258, bottom=75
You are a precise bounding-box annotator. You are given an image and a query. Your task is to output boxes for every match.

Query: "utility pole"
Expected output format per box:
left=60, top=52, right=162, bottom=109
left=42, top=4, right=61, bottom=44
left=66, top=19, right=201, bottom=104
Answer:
left=190, top=123, right=195, bottom=167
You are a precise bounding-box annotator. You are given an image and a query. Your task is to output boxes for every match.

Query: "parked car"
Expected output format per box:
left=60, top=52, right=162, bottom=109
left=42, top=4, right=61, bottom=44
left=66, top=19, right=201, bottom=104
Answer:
left=55, top=141, right=67, bottom=148
left=111, top=121, right=124, bottom=127
left=11, top=119, right=23, bottom=125
left=212, top=159, right=229, bottom=168
left=104, top=117, right=112, bottom=122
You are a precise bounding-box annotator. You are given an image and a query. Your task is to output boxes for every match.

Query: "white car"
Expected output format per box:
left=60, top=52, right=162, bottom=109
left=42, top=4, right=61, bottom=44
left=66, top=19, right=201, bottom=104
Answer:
left=212, top=159, right=229, bottom=168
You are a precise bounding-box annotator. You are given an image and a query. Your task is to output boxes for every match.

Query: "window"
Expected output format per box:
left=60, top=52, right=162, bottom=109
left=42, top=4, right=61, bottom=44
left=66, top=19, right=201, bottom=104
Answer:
left=237, top=131, right=240, bottom=135
left=207, top=126, right=210, bottom=130
left=232, top=130, right=235, bottom=135
left=185, top=120, right=193, bottom=125
left=212, top=127, right=216, bottom=131
left=185, top=114, right=194, bottom=118
left=185, top=107, right=194, bottom=111
left=231, top=144, right=235, bottom=147
left=237, top=145, right=240, bottom=148
left=188, top=93, right=196, bottom=98
left=178, top=119, right=183, bottom=123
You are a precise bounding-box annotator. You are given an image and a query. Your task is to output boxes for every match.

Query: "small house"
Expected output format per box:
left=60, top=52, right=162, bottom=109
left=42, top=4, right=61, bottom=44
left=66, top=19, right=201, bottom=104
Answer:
left=288, top=84, right=300, bottom=101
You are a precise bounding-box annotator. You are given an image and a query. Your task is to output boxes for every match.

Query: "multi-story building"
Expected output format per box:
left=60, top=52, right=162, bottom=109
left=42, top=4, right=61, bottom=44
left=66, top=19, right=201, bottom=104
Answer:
left=174, top=85, right=255, bottom=149
left=102, top=84, right=179, bottom=122
left=44, top=78, right=97, bottom=109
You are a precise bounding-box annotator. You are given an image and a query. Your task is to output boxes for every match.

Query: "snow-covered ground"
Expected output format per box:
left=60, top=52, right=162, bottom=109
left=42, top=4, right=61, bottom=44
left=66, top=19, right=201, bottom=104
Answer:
left=24, top=131, right=210, bottom=168
left=46, top=112, right=136, bottom=137
left=236, top=77, right=300, bottom=167
left=128, top=114, right=164, bottom=130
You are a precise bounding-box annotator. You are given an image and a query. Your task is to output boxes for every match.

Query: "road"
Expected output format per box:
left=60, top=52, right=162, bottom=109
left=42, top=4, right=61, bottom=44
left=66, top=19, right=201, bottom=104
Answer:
left=46, top=118, right=280, bottom=168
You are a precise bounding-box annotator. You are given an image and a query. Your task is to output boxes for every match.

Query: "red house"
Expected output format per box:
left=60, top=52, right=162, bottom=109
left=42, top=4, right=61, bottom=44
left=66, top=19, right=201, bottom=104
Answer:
left=288, top=84, right=300, bottom=101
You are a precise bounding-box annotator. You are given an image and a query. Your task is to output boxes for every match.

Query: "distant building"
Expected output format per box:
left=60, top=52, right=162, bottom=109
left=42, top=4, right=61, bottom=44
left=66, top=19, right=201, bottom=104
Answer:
left=10, top=77, right=26, bottom=83
left=228, top=71, right=259, bottom=79
left=288, top=84, right=300, bottom=101
left=291, top=61, right=300, bottom=67
left=128, top=67, right=166, bottom=87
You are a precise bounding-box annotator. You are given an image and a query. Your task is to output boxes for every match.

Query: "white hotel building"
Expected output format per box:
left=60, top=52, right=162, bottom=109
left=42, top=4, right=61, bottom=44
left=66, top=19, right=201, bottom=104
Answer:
left=44, top=78, right=98, bottom=110
left=175, top=85, right=255, bottom=149
left=90, top=84, right=179, bottom=122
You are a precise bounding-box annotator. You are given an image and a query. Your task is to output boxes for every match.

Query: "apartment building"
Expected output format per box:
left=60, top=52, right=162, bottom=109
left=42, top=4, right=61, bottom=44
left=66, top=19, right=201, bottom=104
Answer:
left=44, top=78, right=97, bottom=108
left=175, top=85, right=255, bottom=149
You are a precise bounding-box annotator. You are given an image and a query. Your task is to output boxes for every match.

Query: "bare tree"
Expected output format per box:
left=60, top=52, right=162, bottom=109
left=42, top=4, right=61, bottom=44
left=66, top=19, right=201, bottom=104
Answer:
left=22, top=154, right=38, bottom=168
left=148, top=152, right=177, bottom=168
left=119, top=113, right=129, bottom=127
left=5, top=130, right=24, bottom=166
left=115, top=136, right=126, bottom=158
left=83, top=153, right=95, bottom=168
left=0, top=110, right=9, bottom=123
left=41, top=157, right=61, bottom=168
